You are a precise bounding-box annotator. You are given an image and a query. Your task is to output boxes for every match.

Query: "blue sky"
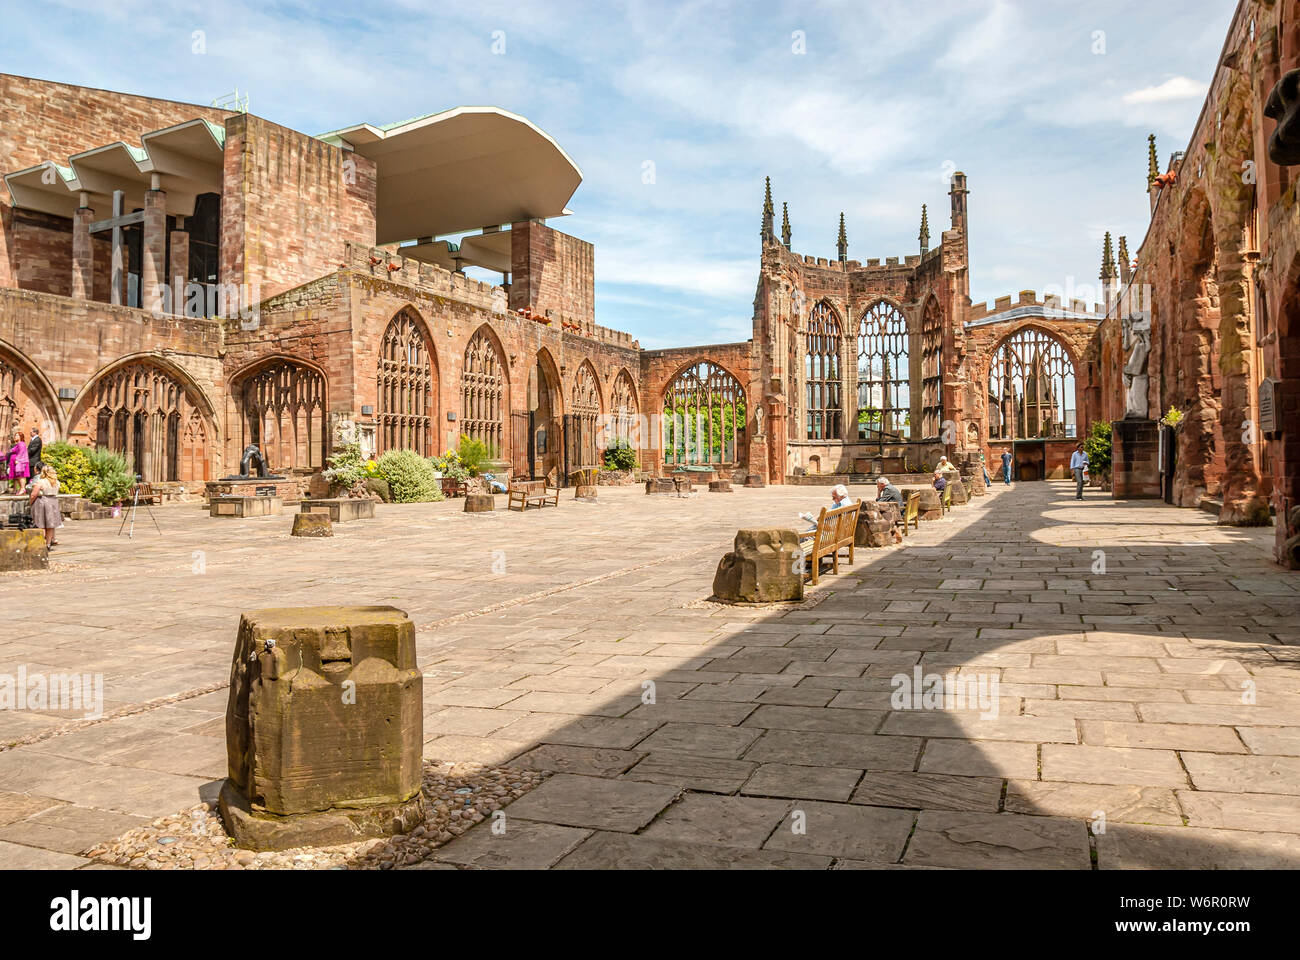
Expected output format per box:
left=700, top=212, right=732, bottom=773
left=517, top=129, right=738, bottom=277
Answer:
left=2, top=0, right=1237, bottom=347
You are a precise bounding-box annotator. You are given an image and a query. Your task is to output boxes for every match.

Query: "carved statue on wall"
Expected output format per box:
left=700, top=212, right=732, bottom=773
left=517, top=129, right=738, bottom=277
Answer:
left=1122, top=311, right=1152, bottom=419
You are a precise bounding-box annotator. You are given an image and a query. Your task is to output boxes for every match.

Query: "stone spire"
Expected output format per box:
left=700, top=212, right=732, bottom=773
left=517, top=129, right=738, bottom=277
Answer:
left=836, top=212, right=847, bottom=262
left=781, top=202, right=792, bottom=248
left=761, top=177, right=774, bottom=239
left=1100, top=231, right=1117, bottom=281
left=1117, top=235, right=1131, bottom=284
left=919, top=204, right=930, bottom=255
left=1147, top=134, right=1159, bottom=185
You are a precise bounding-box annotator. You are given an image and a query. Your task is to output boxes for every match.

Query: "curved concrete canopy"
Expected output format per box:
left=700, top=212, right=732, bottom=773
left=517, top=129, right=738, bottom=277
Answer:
left=318, top=106, right=582, bottom=245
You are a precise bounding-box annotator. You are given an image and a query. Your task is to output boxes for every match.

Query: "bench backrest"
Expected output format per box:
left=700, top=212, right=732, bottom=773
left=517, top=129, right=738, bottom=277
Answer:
left=942, top=484, right=952, bottom=508
left=905, top=492, right=920, bottom=520
left=815, top=500, right=860, bottom=552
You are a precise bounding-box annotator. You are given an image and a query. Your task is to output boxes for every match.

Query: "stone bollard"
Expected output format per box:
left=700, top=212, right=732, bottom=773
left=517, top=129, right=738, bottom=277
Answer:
left=713, top=529, right=804, bottom=603
left=464, top=493, right=495, bottom=512
left=575, top=484, right=598, bottom=501
left=743, top=474, right=766, bottom=488
left=645, top=478, right=675, bottom=495
left=0, top=529, right=48, bottom=571
left=219, top=606, right=425, bottom=850
left=709, top=480, right=733, bottom=493
left=964, top=473, right=986, bottom=497
left=291, top=513, right=333, bottom=538
left=948, top=477, right=969, bottom=505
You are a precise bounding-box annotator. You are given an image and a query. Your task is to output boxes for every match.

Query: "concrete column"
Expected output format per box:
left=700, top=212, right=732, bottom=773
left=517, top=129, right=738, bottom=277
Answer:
left=143, top=185, right=167, bottom=314
left=72, top=201, right=93, bottom=300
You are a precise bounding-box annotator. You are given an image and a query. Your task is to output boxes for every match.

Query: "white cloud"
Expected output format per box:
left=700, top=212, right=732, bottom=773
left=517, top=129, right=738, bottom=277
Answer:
left=1122, top=76, right=1209, bottom=105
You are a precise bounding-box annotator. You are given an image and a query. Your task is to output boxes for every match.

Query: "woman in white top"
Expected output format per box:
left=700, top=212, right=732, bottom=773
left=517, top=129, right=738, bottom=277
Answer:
left=28, top=464, right=62, bottom=547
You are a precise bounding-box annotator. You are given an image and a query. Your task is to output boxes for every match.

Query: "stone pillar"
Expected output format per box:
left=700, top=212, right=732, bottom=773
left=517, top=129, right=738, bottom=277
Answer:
left=72, top=203, right=93, bottom=300
left=220, top=605, right=424, bottom=850
left=142, top=185, right=167, bottom=315
left=1112, top=419, right=1162, bottom=499
left=169, top=224, right=189, bottom=315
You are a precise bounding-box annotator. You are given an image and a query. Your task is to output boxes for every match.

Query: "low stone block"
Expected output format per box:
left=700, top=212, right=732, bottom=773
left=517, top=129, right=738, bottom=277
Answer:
left=645, top=478, right=675, bottom=495
left=464, top=494, right=495, bottom=512
left=899, top=486, right=942, bottom=520
left=743, top=475, right=766, bottom=488
left=209, top=496, right=282, bottom=518
left=220, top=605, right=424, bottom=850
left=854, top=501, right=895, bottom=548
left=575, top=484, right=598, bottom=501
left=0, top=529, right=48, bottom=570
left=713, top=529, right=805, bottom=603
left=291, top=513, right=333, bottom=538
left=301, top=497, right=375, bottom=522
left=709, top=480, right=733, bottom=493
left=964, top=473, right=986, bottom=496
left=948, top=478, right=968, bottom=504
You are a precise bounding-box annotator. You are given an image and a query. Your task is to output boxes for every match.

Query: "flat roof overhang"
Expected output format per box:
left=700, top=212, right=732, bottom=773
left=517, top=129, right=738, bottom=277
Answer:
left=320, top=106, right=581, bottom=245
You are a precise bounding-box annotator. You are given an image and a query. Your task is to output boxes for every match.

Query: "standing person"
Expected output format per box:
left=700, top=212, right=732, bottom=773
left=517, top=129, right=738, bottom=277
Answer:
left=1070, top=443, right=1090, bottom=500
left=979, top=452, right=992, bottom=488
left=7, top=430, right=29, bottom=494
left=1000, top=449, right=1013, bottom=485
left=26, top=422, right=43, bottom=477
left=28, top=464, right=61, bottom=547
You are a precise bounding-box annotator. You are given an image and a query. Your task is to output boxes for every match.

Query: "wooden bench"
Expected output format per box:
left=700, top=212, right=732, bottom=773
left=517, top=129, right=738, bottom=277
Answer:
left=508, top=482, right=560, bottom=511
left=897, top=492, right=920, bottom=536
left=132, top=482, right=161, bottom=505
left=800, top=500, right=860, bottom=585
left=940, top=483, right=953, bottom=514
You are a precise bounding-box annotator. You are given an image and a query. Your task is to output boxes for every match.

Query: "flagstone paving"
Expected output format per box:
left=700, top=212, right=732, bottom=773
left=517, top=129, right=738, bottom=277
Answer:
left=0, top=478, right=1297, bottom=869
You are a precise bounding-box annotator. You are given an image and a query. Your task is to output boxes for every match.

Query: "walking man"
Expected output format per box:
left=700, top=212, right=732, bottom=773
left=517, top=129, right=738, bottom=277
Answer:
left=1070, top=443, right=1089, bottom=500
left=1000, top=450, right=1013, bottom=485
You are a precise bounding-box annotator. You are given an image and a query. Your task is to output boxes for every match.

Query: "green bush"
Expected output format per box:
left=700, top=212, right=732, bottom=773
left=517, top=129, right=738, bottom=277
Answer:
left=322, top=441, right=367, bottom=489
left=376, top=449, right=444, bottom=503
left=83, top=447, right=136, bottom=505
left=457, top=435, right=496, bottom=476
left=41, top=441, right=92, bottom=496
left=430, top=449, right=470, bottom=482
left=1083, top=419, right=1113, bottom=476
left=602, top=440, right=638, bottom=471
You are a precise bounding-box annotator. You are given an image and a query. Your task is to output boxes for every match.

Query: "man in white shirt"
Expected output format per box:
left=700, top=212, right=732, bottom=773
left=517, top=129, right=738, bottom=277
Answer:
left=1070, top=444, right=1089, bottom=500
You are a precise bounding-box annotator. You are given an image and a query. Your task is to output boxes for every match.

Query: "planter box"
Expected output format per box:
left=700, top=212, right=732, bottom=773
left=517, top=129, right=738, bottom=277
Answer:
left=210, top=496, right=283, bottom=518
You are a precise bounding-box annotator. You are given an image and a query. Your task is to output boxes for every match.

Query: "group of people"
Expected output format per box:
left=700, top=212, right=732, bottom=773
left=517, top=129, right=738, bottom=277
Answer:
left=5, top=425, right=63, bottom=548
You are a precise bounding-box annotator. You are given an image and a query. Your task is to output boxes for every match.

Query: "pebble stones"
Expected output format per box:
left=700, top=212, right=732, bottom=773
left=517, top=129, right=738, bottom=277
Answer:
left=83, top=762, right=547, bottom=870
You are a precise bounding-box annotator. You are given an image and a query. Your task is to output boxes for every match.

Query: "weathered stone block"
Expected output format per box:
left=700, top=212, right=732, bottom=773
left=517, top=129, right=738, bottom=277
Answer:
left=713, top=529, right=805, bottom=603
left=1112, top=419, right=1162, bottom=499
left=0, top=529, right=48, bottom=570
left=964, top=473, right=986, bottom=496
left=220, top=605, right=424, bottom=850
left=743, top=475, right=766, bottom=488
left=709, top=480, right=733, bottom=492
left=464, top=494, right=495, bottom=512
left=646, top=478, right=675, bottom=494
left=291, top=513, right=333, bottom=538
left=301, top=497, right=375, bottom=522
left=210, top=496, right=282, bottom=518
left=854, top=501, right=896, bottom=548
left=948, top=478, right=968, bottom=504
left=575, top=484, right=598, bottom=501
left=900, top=485, right=942, bottom=520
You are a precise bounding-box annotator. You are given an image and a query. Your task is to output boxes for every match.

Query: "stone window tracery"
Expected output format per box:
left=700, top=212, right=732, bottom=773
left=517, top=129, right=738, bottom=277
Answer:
left=858, top=300, right=911, bottom=440
left=921, top=298, right=944, bottom=440
left=662, top=361, right=746, bottom=466
left=378, top=310, right=436, bottom=455
left=462, top=327, right=506, bottom=454
left=987, top=327, right=1077, bottom=440
left=805, top=301, right=842, bottom=440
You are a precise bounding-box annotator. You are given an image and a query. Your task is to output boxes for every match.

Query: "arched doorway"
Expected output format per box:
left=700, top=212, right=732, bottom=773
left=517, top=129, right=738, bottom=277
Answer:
left=73, top=358, right=214, bottom=482
left=229, top=357, right=327, bottom=474
left=378, top=308, right=438, bottom=455
left=0, top=344, right=59, bottom=445
left=661, top=360, right=747, bottom=468
left=567, top=359, right=603, bottom=473
left=520, top=349, right=562, bottom=482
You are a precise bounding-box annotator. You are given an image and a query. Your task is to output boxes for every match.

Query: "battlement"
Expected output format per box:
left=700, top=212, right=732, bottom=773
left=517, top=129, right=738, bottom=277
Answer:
left=793, top=252, right=926, bottom=272
left=964, top=289, right=1106, bottom=326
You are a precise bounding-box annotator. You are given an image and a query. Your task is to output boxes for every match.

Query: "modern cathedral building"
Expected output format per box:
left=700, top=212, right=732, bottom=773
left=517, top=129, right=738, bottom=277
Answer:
left=2, top=0, right=1299, bottom=570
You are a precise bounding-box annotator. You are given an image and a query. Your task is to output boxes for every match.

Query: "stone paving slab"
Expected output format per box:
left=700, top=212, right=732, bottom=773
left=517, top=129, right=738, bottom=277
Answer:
left=0, top=481, right=1296, bottom=869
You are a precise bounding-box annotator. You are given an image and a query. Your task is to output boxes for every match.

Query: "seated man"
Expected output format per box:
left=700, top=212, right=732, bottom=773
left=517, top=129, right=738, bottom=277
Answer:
left=799, top=484, right=852, bottom=531
left=876, top=477, right=903, bottom=503
left=932, top=470, right=948, bottom=494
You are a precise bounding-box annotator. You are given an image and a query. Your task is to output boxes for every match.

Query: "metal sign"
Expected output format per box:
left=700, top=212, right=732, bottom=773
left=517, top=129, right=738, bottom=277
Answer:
left=1259, top=378, right=1281, bottom=435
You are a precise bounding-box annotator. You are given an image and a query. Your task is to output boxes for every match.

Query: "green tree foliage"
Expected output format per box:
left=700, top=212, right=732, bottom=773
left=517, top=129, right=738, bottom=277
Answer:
left=456, top=435, right=496, bottom=476
left=662, top=399, right=746, bottom=462
left=602, top=440, right=638, bottom=471
left=376, top=449, right=444, bottom=503
left=83, top=448, right=136, bottom=505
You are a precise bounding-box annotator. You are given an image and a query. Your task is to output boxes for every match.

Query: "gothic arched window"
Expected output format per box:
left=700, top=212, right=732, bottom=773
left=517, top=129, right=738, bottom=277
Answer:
left=920, top=297, right=943, bottom=440
left=805, top=301, right=842, bottom=440
left=987, top=327, right=1077, bottom=439
left=857, top=301, right=910, bottom=440
left=662, top=361, right=746, bottom=466
left=378, top=309, right=436, bottom=455
left=462, top=327, right=506, bottom=453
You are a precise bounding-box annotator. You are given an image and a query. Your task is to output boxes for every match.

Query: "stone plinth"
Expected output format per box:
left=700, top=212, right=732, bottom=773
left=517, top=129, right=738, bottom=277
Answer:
left=464, top=494, right=495, bottom=512
left=0, top=529, right=48, bottom=570
left=219, top=605, right=424, bottom=850
left=948, top=478, right=968, bottom=505
left=575, top=485, right=598, bottom=501
left=713, top=529, right=804, bottom=603
left=898, top=485, right=942, bottom=520
left=646, top=478, right=675, bottom=495
left=206, top=477, right=302, bottom=504
left=709, top=480, right=733, bottom=492
left=301, top=498, right=375, bottom=522
left=1113, top=419, right=1162, bottom=499
left=291, top=513, right=333, bottom=538
left=743, top=475, right=766, bottom=488
left=210, top=496, right=282, bottom=518
left=963, top=473, right=986, bottom=496
left=854, top=501, right=897, bottom=548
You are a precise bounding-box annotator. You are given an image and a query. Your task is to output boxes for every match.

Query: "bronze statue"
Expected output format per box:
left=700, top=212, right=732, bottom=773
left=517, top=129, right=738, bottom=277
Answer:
left=220, top=442, right=286, bottom=481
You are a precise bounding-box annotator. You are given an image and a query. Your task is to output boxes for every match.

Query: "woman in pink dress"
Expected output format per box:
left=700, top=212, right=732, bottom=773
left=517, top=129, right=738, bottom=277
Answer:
left=8, top=430, right=29, bottom=494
